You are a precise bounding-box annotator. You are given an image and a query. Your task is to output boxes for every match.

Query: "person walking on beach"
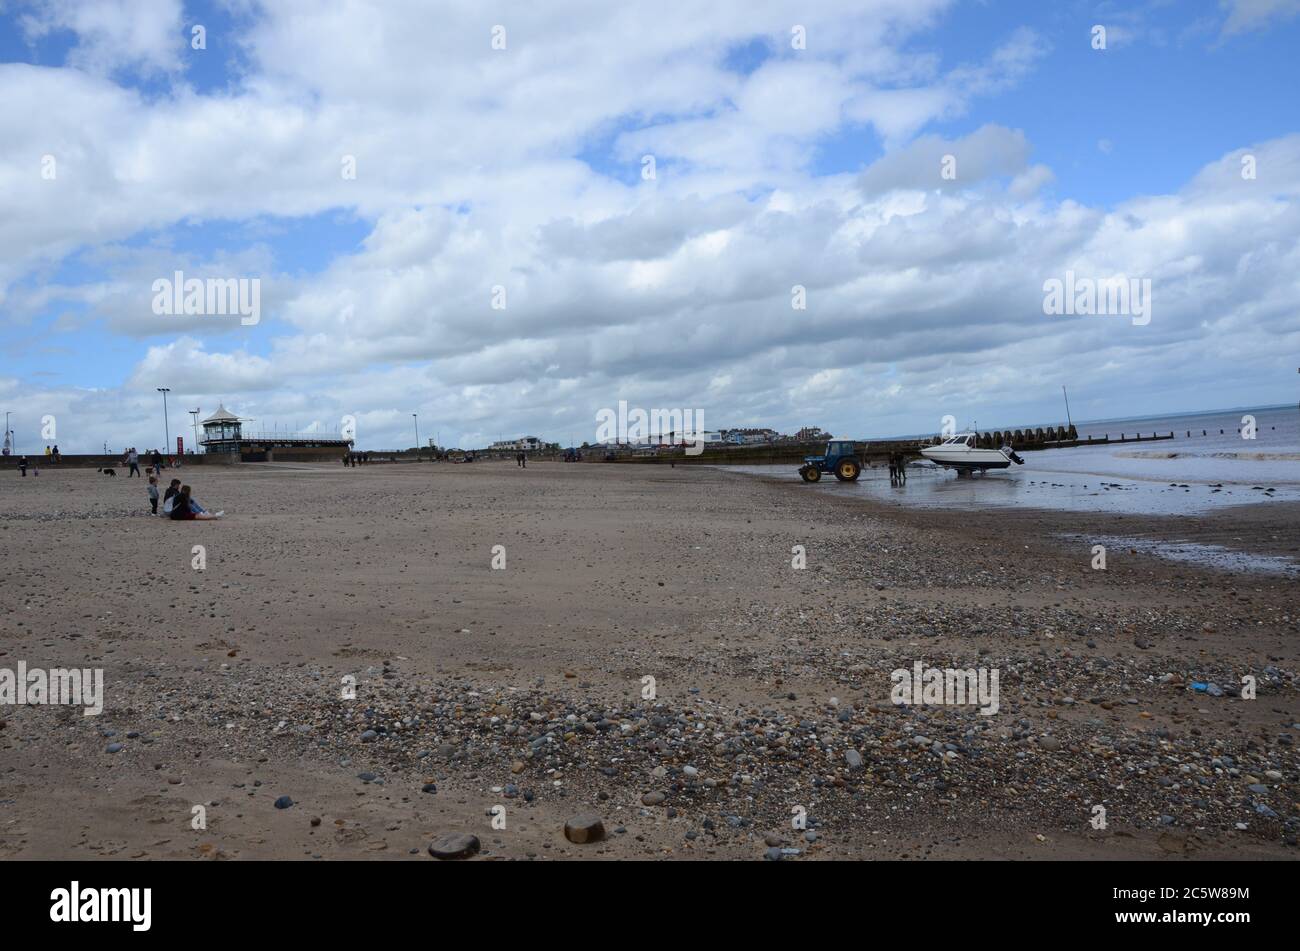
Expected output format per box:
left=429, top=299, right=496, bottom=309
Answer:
left=151, top=449, right=163, bottom=474
left=147, top=475, right=160, bottom=514
left=127, top=447, right=140, bottom=477
left=898, top=452, right=907, bottom=484
left=18, top=455, right=28, bottom=476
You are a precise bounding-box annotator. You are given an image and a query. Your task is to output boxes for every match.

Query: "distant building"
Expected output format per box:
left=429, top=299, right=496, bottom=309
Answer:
left=795, top=426, right=832, bottom=442
left=489, top=436, right=543, bottom=451
left=722, top=427, right=779, bottom=445
left=199, top=404, right=352, bottom=456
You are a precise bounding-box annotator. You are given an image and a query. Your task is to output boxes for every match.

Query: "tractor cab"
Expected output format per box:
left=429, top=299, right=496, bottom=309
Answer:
left=799, top=440, right=862, bottom=483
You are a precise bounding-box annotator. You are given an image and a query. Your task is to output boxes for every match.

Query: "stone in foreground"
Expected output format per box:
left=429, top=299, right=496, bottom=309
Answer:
left=428, top=832, right=481, bottom=860
left=564, top=815, right=606, bottom=844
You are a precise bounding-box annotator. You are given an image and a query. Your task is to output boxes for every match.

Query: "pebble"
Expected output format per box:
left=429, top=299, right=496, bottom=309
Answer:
left=563, top=815, right=606, bottom=844
left=428, top=832, right=480, bottom=860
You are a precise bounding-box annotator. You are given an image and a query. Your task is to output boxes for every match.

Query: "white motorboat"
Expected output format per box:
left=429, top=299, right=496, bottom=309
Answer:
left=920, top=433, right=1024, bottom=473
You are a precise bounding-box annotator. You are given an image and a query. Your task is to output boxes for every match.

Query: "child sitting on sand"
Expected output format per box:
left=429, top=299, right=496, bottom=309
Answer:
left=147, top=475, right=160, bottom=514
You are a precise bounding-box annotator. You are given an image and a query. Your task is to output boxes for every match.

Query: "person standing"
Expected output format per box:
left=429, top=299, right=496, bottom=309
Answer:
left=147, top=475, right=160, bottom=514
left=152, top=448, right=163, bottom=474
left=52, top=444, right=60, bottom=463
left=18, top=455, right=28, bottom=476
left=127, top=447, right=140, bottom=477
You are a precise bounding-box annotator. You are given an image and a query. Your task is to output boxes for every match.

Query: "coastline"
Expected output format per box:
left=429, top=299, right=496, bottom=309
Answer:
left=1, top=462, right=1295, bottom=860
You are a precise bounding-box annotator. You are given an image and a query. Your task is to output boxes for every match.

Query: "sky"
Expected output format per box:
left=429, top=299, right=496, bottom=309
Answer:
left=1, top=0, right=1298, bottom=453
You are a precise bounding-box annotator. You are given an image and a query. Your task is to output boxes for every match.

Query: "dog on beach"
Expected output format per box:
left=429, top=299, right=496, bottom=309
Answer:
left=97, top=467, right=117, bottom=476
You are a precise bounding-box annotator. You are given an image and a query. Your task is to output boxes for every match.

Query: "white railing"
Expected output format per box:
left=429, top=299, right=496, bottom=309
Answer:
left=200, top=431, right=351, bottom=444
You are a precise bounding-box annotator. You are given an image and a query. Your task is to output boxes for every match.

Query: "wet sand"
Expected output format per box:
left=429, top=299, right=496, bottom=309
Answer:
left=0, top=461, right=1295, bottom=860
left=725, top=460, right=1300, bottom=517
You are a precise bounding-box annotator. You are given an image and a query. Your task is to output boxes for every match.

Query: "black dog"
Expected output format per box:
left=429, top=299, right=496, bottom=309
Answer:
left=97, top=467, right=117, bottom=476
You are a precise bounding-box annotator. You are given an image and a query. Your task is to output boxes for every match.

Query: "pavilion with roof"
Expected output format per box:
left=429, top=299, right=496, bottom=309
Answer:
left=199, top=404, right=353, bottom=457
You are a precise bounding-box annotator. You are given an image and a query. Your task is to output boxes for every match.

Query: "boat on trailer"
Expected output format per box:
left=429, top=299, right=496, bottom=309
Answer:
left=920, top=433, right=1024, bottom=474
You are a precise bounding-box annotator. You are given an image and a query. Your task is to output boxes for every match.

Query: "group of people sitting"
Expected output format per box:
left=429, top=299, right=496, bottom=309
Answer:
left=149, top=477, right=223, bottom=520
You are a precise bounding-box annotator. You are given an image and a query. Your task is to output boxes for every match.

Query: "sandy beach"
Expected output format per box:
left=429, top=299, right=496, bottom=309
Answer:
left=1, top=461, right=1296, bottom=860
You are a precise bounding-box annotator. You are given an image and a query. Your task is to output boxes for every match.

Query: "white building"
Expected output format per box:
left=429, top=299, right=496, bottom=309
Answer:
left=489, top=436, right=543, bottom=451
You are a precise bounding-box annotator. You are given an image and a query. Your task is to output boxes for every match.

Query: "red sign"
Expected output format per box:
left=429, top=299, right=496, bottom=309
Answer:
left=177, top=436, right=184, bottom=455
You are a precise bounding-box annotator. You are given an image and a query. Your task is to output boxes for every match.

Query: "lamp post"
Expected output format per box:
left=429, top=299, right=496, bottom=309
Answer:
left=189, top=409, right=201, bottom=454
left=412, top=413, right=420, bottom=460
left=157, top=388, right=171, bottom=454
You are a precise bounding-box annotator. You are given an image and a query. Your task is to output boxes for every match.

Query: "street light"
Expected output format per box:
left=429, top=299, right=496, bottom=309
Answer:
left=189, top=409, right=201, bottom=454
left=157, top=388, right=171, bottom=454
left=412, top=413, right=420, bottom=460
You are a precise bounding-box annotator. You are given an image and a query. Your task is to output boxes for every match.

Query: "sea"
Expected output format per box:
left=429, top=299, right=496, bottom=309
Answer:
left=722, top=404, right=1300, bottom=575
left=723, top=404, right=1300, bottom=517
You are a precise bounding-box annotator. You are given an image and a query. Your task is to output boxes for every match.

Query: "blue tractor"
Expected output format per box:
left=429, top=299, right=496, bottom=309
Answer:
left=798, top=439, right=862, bottom=483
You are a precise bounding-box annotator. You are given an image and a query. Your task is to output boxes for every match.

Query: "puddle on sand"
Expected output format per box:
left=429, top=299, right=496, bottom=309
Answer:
left=1058, top=533, right=1300, bottom=576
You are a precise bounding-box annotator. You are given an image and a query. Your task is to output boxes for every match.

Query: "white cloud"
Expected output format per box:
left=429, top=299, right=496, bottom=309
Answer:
left=16, top=0, right=184, bottom=77
left=1, top=2, right=1297, bottom=452
left=1220, top=0, right=1300, bottom=35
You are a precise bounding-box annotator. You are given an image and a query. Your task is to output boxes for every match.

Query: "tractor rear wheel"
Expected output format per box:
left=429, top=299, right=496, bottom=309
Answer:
left=800, top=465, right=821, bottom=483
left=835, top=459, right=861, bottom=482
